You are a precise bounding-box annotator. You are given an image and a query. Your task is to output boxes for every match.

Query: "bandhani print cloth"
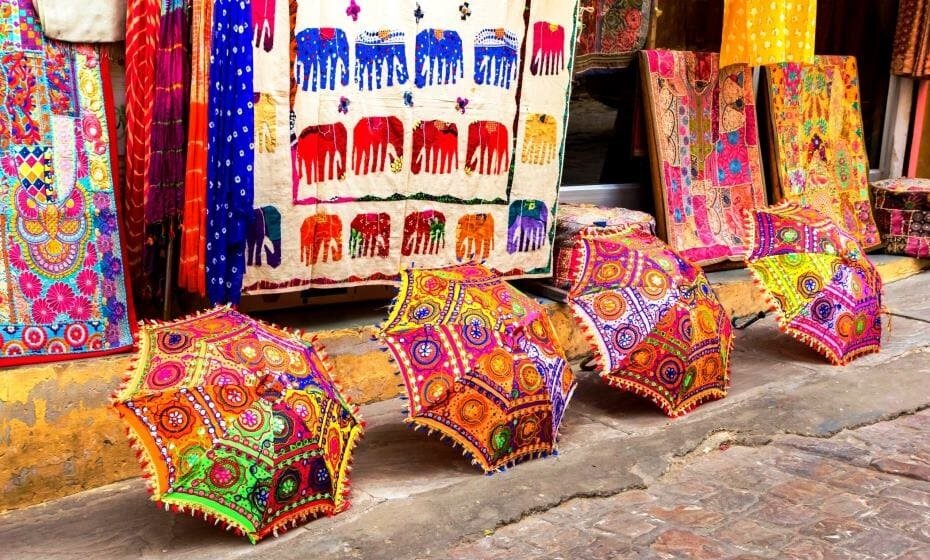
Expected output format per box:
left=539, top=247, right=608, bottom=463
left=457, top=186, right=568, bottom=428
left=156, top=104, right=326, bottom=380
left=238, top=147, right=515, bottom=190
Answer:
left=719, top=0, right=816, bottom=67
left=871, top=178, right=930, bottom=258
left=891, top=0, right=930, bottom=78
left=206, top=0, right=255, bottom=305
left=765, top=56, right=881, bottom=250
left=641, top=50, right=767, bottom=266
left=238, top=0, right=579, bottom=299
left=0, top=2, right=135, bottom=365
left=567, top=230, right=732, bottom=417
left=745, top=203, right=884, bottom=366
left=575, top=0, right=652, bottom=74
left=552, top=203, right=655, bottom=289
left=380, top=264, right=576, bottom=473
left=112, top=307, right=363, bottom=543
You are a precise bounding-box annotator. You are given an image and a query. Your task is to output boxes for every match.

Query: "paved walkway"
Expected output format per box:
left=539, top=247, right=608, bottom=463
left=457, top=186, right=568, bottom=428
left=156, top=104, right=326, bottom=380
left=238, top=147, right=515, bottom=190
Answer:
left=1, top=272, right=929, bottom=559
left=445, top=411, right=930, bottom=559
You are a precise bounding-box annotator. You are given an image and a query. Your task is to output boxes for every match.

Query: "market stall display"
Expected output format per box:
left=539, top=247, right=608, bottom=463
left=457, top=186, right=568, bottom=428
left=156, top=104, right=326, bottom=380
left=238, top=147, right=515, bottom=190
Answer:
left=0, top=1, right=136, bottom=365
left=640, top=49, right=767, bottom=266
left=380, top=264, right=575, bottom=472
left=112, top=306, right=363, bottom=542
left=745, top=203, right=884, bottom=365
left=567, top=229, right=732, bottom=417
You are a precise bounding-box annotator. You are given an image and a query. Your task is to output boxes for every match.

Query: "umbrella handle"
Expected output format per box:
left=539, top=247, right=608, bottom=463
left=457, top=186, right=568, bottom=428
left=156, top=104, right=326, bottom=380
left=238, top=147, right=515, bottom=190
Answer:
left=732, top=311, right=766, bottom=330
left=580, top=355, right=599, bottom=372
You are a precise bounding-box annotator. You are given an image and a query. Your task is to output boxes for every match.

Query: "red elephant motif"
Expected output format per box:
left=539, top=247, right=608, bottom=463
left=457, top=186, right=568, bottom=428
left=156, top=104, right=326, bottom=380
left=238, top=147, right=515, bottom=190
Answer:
left=456, top=213, right=494, bottom=261
left=353, top=116, right=404, bottom=175
left=530, top=22, right=565, bottom=76
left=350, top=212, right=391, bottom=258
left=402, top=210, right=446, bottom=256
left=300, top=212, right=343, bottom=265
left=295, top=123, right=347, bottom=185
left=412, top=120, right=458, bottom=175
left=465, top=121, right=510, bottom=175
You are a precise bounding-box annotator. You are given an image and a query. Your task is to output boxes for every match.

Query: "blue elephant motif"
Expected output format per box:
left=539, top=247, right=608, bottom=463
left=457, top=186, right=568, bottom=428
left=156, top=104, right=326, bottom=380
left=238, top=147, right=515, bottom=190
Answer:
left=414, top=29, right=464, bottom=88
left=355, top=30, right=409, bottom=90
left=507, top=199, right=549, bottom=254
left=247, top=206, right=282, bottom=268
left=295, top=27, right=350, bottom=92
left=474, top=29, right=519, bottom=89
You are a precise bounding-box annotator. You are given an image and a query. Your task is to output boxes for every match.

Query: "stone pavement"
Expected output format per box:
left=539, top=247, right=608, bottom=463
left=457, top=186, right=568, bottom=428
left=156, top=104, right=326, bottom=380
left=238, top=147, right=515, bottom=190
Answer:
left=445, top=411, right=930, bottom=560
left=1, top=272, right=929, bottom=559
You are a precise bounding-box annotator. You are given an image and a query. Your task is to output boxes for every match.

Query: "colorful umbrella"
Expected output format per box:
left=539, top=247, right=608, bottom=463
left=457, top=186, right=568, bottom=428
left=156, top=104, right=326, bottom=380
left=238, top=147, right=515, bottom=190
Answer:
left=380, top=264, right=576, bottom=473
left=567, top=229, right=732, bottom=417
left=112, top=307, right=363, bottom=543
left=744, top=203, right=884, bottom=365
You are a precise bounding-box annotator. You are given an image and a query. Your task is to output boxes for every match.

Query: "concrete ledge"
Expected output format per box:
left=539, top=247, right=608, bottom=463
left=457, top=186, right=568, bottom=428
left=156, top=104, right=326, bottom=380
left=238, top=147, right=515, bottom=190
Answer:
left=1, top=256, right=927, bottom=512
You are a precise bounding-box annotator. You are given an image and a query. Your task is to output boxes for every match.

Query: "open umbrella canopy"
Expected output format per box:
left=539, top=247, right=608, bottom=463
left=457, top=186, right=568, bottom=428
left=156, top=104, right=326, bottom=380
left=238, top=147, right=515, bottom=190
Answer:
left=112, top=307, right=363, bottom=543
left=380, top=264, right=576, bottom=473
left=745, top=203, right=884, bottom=365
left=568, top=229, right=732, bottom=417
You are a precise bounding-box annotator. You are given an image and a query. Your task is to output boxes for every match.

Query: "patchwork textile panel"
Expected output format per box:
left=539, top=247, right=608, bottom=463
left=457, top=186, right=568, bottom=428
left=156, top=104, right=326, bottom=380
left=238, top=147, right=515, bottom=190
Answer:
left=575, top=0, right=652, bottom=75
left=242, top=0, right=579, bottom=296
left=552, top=203, right=655, bottom=288
left=641, top=50, right=767, bottom=266
left=891, top=0, right=930, bottom=78
left=871, top=178, right=930, bottom=258
left=0, top=1, right=135, bottom=364
left=765, top=56, right=881, bottom=249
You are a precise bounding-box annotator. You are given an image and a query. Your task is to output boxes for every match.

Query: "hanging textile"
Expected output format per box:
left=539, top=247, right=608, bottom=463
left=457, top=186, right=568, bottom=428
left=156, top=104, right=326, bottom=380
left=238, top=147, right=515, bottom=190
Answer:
left=0, top=2, right=136, bottom=364
left=575, top=0, right=653, bottom=75
left=178, top=0, right=213, bottom=297
left=141, top=0, right=189, bottom=307
left=891, top=0, right=930, bottom=78
left=123, top=0, right=160, bottom=297
left=206, top=0, right=255, bottom=304
left=640, top=50, right=767, bottom=265
left=764, top=56, right=881, bottom=249
left=719, top=0, right=816, bottom=67
left=238, top=0, right=578, bottom=298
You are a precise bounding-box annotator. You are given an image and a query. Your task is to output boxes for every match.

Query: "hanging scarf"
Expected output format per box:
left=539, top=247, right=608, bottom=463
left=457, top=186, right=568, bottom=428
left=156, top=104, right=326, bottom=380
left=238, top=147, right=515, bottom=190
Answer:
left=123, top=0, right=160, bottom=295
left=141, top=0, right=189, bottom=306
left=179, top=0, right=213, bottom=296
left=719, top=0, right=816, bottom=67
left=892, top=0, right=930, bottom=78
left=206, top=0, right=255, bottom=304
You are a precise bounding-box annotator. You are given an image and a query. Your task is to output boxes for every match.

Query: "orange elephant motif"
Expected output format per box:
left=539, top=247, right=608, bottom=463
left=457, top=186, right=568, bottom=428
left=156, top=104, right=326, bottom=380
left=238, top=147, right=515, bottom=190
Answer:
left=455, top=213, right=494, bottom=261
left=300, top=213, right=343, bottom=265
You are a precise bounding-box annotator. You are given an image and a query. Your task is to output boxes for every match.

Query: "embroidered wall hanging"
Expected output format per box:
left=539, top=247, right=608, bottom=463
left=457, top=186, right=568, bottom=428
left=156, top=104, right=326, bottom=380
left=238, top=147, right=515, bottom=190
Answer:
left=575, top=0, right=652, bottom=75
left=232, top=0, right=578, bottom=300
left=0, top=1, right=135, bottom=365
left=764, top=56, right=881, bottom=249
left=640, top=50, right=767, bottom=266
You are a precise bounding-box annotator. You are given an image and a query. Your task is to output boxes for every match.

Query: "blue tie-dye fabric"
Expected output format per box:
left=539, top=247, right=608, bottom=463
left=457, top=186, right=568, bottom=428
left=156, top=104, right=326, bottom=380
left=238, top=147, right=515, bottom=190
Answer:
left=206, top=0, right=255, bottom=304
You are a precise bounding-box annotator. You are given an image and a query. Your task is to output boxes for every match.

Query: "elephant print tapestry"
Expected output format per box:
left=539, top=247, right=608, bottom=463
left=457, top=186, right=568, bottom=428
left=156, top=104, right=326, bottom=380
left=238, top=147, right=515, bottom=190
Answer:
left=640, top=50, right=767, bottom=266
left=0, top=2, right=136, bottom=365
left=239, top=0, right=579, bottom=297
left=764, top=56, right=881, bottom=250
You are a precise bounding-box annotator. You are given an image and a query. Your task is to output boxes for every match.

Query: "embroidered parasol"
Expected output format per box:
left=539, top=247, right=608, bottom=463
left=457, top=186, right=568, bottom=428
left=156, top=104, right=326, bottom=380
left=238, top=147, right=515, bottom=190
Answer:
left=380, top=264, right=576, bottom=473
left=112, top=307, right=363, bottom=543
left=568, top=229, right=732, bottom=417
left=745, top=203, right=884, bottom=365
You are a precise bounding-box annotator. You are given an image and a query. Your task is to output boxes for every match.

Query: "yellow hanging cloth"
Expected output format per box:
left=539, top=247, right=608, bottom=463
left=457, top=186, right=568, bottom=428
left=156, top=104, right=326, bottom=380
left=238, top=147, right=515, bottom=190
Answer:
left=719, top=0, right=817, bottom=67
